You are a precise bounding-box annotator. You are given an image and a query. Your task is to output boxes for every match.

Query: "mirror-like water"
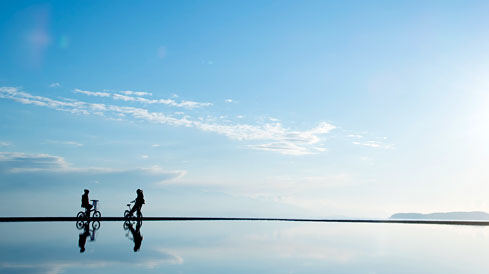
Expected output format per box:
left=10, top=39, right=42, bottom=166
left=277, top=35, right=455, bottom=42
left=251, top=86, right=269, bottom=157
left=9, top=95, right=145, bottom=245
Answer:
left=1, top=221, right=489, bottom=273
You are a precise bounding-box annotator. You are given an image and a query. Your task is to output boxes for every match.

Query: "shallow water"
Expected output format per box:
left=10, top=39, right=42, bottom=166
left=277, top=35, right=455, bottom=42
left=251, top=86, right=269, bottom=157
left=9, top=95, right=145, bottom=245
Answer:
left=1, top=221, right=489, bottom=273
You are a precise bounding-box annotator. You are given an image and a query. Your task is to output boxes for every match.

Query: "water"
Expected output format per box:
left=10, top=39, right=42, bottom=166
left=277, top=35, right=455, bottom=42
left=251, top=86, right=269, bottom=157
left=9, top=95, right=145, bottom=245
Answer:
left=1, top=221, right=489, bottom=273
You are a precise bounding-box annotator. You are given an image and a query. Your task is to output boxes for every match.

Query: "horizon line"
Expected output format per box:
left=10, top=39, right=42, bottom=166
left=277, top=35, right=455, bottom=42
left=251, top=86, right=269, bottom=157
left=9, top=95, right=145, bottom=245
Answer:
left=1, top=217, right=489, bottom=226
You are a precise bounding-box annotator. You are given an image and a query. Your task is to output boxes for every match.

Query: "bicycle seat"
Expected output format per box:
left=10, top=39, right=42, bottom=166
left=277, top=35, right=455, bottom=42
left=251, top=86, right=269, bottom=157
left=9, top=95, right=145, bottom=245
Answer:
left=127, top=204, right=131, bottom=206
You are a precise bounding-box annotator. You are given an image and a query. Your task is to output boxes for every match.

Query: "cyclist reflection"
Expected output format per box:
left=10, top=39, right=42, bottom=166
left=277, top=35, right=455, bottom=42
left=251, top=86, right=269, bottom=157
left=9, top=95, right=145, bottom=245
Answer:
left=76, top=220, right=100, bottom=253
left=78, top=222, right=90, bottom=253
left=124, top=220, right=143, bottom=252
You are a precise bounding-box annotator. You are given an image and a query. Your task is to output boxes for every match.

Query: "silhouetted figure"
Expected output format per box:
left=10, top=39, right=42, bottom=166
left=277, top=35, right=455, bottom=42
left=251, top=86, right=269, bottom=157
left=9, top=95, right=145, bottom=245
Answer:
left=129, top=189, right=145, bottom=218
left=81, top=189, right=92, bottom=219
left=128, top=221, right=143, bottom=252
left=78, top=222, right=90, bottom=253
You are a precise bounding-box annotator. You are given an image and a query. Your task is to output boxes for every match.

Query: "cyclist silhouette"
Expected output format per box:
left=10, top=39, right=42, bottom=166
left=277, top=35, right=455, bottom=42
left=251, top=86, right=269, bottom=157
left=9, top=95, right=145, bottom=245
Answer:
left=81, top=189, right=92, bottom=218
left=128, top=189, right=145, bottom=218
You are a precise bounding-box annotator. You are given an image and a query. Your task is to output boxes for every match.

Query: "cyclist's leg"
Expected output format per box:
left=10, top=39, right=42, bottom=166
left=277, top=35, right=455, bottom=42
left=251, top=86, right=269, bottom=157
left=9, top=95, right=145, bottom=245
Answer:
left=129, top=203, right=137, bottom=215
left=136, top=206, right=140, bottom=217
left=85, top=204, right=93, bottom=218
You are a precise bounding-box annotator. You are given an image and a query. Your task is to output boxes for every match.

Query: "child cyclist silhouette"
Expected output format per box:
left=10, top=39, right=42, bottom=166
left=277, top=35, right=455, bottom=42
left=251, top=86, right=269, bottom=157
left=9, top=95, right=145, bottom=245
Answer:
left=129, top=189, right=145, bottom=218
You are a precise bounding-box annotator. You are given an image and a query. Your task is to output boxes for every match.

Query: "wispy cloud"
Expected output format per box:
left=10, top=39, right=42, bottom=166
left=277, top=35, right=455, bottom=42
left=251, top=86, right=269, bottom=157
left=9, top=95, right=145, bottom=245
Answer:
left=0, top=142, right=10, bottom=147
left=352, top=140, right=393, bottom=149
left=0, top=152, right=186, bottom=187
left=1, top=86, right=337, bottom=155
left=77, top=88, right=211, bottom=109
left=49, top=82, right=60, bottom=87
left=43, top=140, right=83, bottom=147
left=248, top=142, right=312, bottom=155
left=120, top=90, right=152, bottom=96
left=225, top=99, right=233, bottom=103
left=74, top=88, right=111, bottom=97
left=347, top=134, right=363, bottom=139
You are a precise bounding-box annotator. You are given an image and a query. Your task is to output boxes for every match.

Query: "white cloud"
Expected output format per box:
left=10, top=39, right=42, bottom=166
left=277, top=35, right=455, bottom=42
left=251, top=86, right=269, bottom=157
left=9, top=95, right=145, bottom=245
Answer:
left=0, top=142, right=10, bottom=147
left=0, top=152, right=186, bottom=187
left=74, top=88, right=111, bottom=97
left=120, top=90, right=152, bottom=96
left=352, top=140, right=393, bottom=149
left=75, top=88, right=211, bottom=109
left=249, top=142, right=314, bottom=156
left=43, top=140, right=83, bottom=147
left=0, top=152, right=68, bottom=172
left=152, top=144, right=161, bottom=147
left=49, top=82, right=60, bottom=87
left=225, top=99, right=233, bottom=103
left=141, top=154, right=149, bottom=159
left=0, top=86, right=337, bottom=155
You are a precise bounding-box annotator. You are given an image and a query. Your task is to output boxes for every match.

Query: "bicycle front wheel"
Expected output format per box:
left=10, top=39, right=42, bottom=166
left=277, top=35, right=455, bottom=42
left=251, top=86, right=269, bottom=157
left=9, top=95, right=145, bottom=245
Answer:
left=124, top=210, right=131, bottom=219
left=93, top=211, right=101, bottom=219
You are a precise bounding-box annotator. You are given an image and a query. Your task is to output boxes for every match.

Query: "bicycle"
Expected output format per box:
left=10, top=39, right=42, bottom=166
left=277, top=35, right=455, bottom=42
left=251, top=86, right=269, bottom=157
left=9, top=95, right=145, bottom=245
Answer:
left=77, top=199, right=102, bottom=220
left=124, top=201, right=143, bottom=220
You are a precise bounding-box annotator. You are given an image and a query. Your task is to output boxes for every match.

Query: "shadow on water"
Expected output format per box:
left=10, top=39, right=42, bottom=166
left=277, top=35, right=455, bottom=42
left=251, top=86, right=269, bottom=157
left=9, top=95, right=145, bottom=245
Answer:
left=124, top=220, right=143, bottom=252
left=76, top=220, right=100, bottom=253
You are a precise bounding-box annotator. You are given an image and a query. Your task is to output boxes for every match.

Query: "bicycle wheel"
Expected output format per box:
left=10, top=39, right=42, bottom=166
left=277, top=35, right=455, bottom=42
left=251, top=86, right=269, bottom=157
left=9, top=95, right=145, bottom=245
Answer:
left=92, top=221, right=101, bottom=230
left=76, top=211, right=85, bottom=220
left=93, top=211, right=101, bottom=219
left=123, top=220, right=131, bottom=230
left=137, top=211, right=143, bottom=220
left=76, top=220, right=85, bottom=229
left=124, top=210, right=131, bottom=219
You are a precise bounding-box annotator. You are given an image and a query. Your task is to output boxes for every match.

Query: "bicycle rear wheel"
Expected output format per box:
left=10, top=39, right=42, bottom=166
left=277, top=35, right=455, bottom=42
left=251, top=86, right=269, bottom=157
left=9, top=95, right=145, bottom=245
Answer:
left=124, top=210, right=131, bottom=219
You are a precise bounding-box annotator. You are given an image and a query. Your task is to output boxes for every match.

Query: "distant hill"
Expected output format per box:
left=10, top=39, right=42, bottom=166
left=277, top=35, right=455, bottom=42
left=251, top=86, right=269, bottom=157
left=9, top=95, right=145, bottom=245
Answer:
left=390, top=211, right=489, bottom=220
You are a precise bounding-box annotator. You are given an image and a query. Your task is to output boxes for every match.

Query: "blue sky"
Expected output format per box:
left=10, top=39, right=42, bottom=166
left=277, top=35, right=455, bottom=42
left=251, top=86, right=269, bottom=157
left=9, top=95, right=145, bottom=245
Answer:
left=1, top=0, right=489, bottom=218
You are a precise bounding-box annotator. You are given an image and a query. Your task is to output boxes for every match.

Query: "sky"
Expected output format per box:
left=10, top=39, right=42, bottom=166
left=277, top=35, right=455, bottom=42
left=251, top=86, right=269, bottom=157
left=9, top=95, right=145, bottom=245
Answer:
left=1, top=0, right=489, bottom=218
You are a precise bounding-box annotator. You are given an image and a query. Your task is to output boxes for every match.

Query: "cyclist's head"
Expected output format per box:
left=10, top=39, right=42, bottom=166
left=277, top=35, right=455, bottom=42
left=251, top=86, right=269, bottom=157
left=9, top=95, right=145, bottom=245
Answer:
left=84, top=189, right=89, bottom=194
left=137, top=189, right=142, bottom=194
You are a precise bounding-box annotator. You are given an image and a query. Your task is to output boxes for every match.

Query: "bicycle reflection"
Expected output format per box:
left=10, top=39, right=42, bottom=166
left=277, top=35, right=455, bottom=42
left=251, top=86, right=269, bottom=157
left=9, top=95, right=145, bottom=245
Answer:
left=124, top=220, right=143, bottom=252
left=76, top=220, right=100, bottom=253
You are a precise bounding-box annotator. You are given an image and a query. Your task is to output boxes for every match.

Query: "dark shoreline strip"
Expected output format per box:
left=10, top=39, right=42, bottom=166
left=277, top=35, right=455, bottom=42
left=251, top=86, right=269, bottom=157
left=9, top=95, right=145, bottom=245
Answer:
left=1, top=217, right=489, bottom=226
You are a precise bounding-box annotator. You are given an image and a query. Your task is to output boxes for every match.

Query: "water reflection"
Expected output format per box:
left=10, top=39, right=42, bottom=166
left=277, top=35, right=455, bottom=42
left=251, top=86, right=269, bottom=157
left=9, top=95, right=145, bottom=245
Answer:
left=123, top=220, right=143, bottom=252
left=4, top=221, right=489, bottom=273
left=76, top=220, right=100, bottom=253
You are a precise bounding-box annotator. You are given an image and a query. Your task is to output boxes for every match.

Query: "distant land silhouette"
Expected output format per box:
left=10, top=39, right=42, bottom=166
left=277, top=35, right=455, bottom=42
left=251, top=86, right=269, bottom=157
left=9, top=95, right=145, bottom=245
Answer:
left=390, top=211, right=489, bottom=220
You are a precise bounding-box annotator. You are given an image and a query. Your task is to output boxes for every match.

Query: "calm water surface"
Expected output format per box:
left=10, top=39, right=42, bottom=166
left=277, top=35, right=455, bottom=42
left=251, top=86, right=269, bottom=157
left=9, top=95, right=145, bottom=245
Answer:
left=1, top=221, right=489, bottom=273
